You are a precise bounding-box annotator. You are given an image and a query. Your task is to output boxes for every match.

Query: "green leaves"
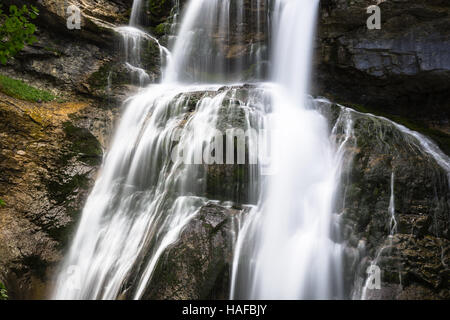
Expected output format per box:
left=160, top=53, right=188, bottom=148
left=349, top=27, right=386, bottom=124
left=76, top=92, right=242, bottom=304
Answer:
left=0, top=282, right=7, bottom=300
left=0, top=4, right=39, bottom=64
left=0, top=198, right=5, bottom=206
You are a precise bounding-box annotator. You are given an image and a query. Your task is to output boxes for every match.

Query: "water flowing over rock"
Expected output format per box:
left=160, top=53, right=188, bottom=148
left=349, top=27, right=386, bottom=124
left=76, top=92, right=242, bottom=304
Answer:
left=164, top=0, right=269, bottom=83
left=47, top=0, right=450, bottom=300
left=230, top=0, right=348, bottom=300
left=51, top=84, right=267, bottom=299
left=316, top=99, right=450, bottom=299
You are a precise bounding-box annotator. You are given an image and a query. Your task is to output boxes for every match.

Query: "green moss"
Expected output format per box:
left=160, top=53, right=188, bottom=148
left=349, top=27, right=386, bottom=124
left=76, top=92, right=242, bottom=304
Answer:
left=341, top=101, right=450, bottom=156
left=88, top=61, right=135, bottom=92
left=0, top=198, right=5, bottom=206
left=0, top=74, right=55, bottom=102
left=154, top=23, right=168, bottom=37
left=43, top=46, right=63, bottom=57
left=88, top=63, right=113, bottom=89
left=141, top=40, right=161, bottom=73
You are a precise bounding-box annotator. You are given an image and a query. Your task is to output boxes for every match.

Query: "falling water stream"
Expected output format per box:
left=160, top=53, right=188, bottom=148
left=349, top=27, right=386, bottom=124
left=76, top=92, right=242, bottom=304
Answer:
left=230, top=0, right=348, bottom=299
left=52, top=0, right=450, bottom=300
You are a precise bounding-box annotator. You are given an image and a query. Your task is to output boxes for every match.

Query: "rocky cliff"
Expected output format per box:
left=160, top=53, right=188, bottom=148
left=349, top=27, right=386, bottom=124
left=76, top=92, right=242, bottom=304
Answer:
left=316, top=0, right=450, bottom=146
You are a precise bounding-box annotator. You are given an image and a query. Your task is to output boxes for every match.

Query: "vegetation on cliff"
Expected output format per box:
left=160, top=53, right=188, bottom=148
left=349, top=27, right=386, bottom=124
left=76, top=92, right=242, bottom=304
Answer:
left=0, top=4, right=38, bottom=64
left=0, top=74, right=55, bottom=102
left=0, top=282, right=7, bottom=300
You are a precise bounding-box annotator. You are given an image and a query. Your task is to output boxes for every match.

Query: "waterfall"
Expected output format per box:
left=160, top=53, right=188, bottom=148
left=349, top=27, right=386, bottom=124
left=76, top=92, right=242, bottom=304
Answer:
left=129, top=0, right=144, bottom=27
left=360, top=171, right=398, bottom=300
left=52, top=83, right=267, bottom=299
left=230, top=0, right=347, bottom=299
left=52, top=0, right=449, bottom=300
left=53, top=0, right=345, bottom=300
left=52, top=0, right=270, bottom=299
left=115, top=26, right=171, bottom=85
left=116, top=0, right=172, bottom=86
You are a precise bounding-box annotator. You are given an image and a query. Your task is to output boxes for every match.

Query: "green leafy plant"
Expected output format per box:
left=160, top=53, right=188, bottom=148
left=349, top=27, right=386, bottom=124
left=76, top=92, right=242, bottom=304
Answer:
left=0, top=282, right=7, bottom=300
left=0, top=74, right=55, bottom=102
left=0, top=4, right=39, bottom=64
left=0, top=198, right=5, bottom=206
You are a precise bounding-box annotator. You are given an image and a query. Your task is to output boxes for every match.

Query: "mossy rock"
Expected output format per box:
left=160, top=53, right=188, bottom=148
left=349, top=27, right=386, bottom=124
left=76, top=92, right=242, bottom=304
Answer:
left=153, top=22, right=170, bottom=37
left=325, top=102, right=450, bottom=298
left=148, top=0, right=174, bottom=24
left=87, top=61, right=133, bottom=91
left=141, top=40, right=161, bottom=74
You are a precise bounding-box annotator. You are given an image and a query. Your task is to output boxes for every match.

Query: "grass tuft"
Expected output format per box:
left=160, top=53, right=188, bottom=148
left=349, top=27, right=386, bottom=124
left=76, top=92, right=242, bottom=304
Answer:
left=0, top=74, right=55, bottom=102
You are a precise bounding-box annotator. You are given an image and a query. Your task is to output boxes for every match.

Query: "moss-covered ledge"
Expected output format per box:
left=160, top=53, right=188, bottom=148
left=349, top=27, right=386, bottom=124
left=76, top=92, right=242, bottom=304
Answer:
left=337, top=101, right=450, bottom=157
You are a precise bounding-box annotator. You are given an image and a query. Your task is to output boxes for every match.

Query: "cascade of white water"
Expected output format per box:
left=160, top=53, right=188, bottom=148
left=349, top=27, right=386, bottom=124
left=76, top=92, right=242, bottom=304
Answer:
left=116, top=1, right=172, bottom=86
left=164, top=0, right=232, bottom=83
left=52, top=84, right=267, bottom=299
left=53, top=0, right=271, bottom=300
left=129, top=0, right=144, bottom=27
left=230, top=0, right=348, bottom=299
left=52, top=0, right=450, bottom=301
left=116, top=26, right=172, bottom=85
left=388, top=173, right=397, bottom=237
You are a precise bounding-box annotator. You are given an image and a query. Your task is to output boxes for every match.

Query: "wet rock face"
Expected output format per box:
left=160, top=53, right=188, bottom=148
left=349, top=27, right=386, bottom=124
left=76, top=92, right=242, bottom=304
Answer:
left=322, top=103, right=450, bottom=299
left=144, top=202, right=245, bottom=299
left=316, top=0, right=450, bottom=130
left=0, top=93, right=117, bottom=298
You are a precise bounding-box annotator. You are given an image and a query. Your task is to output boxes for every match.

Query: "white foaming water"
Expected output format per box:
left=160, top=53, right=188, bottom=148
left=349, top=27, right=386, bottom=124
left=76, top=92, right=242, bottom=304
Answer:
left=115, top=26, right=172, bottom=86
left=116, top=0, right=172, bottom=87
left=129, top=0, right=144, bottom=27
left=230, top=0, right=347, bottom=299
